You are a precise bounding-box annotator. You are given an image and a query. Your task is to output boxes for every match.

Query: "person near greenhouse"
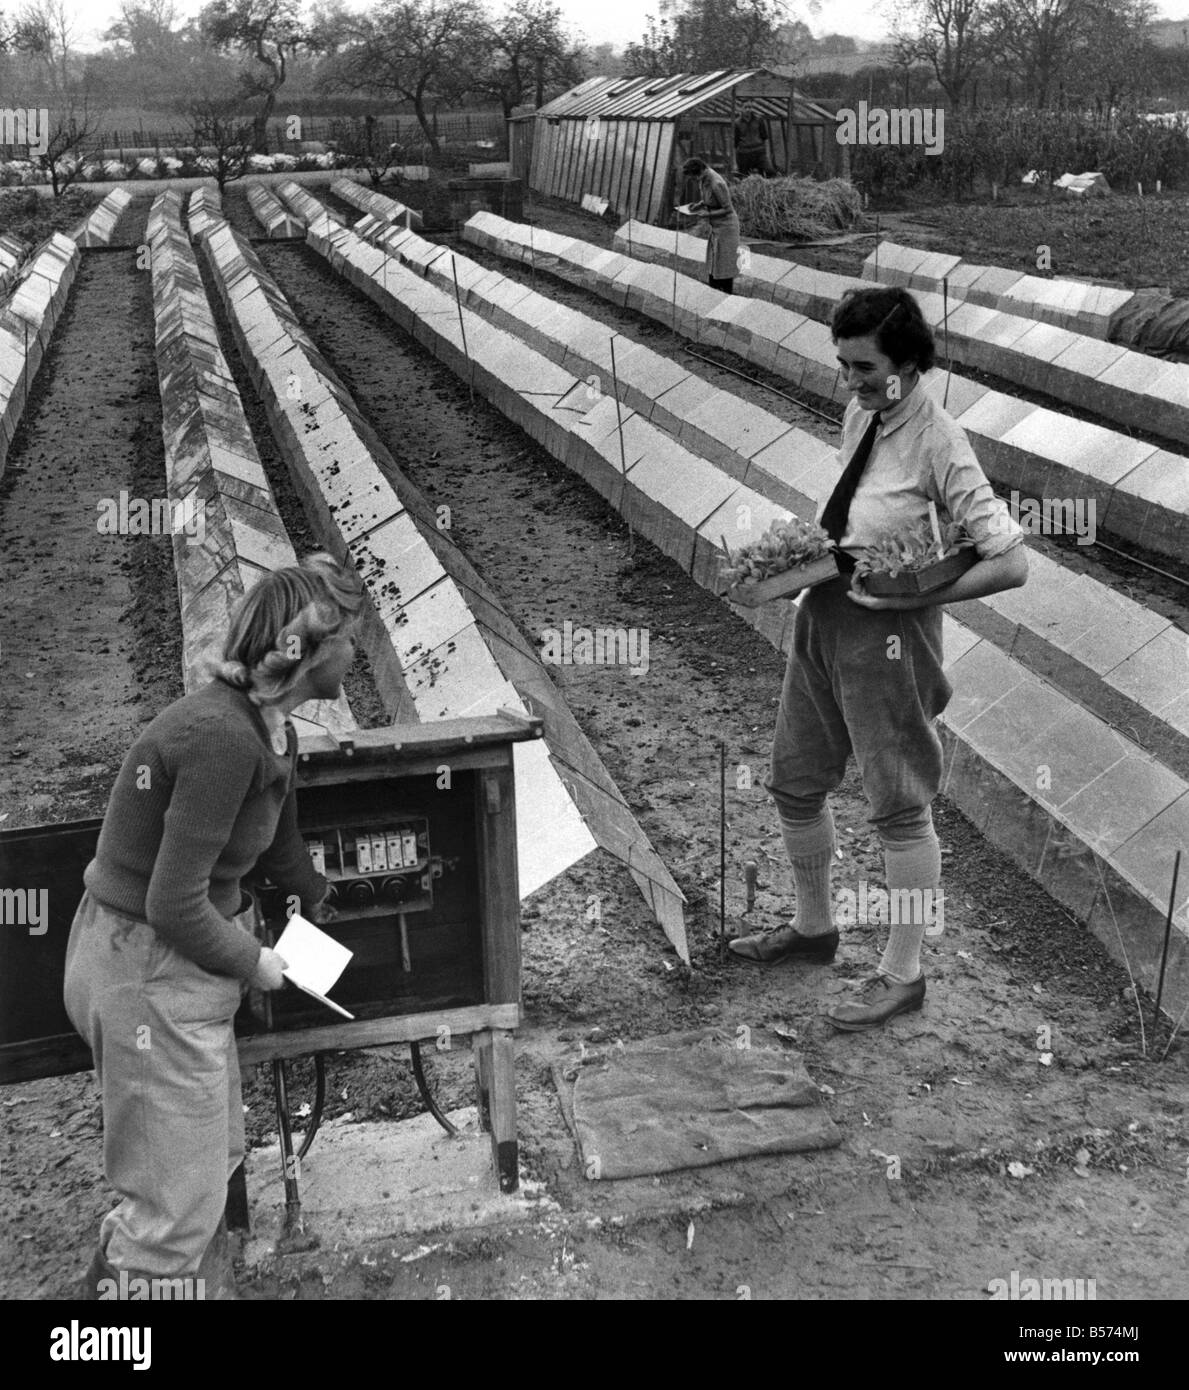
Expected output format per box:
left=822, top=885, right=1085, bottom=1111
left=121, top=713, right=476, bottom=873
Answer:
left=729, top=287, right=1029, bottom=1031
left=734, top=104, right=775, bottom=177
left=64, top=554, right=362, bottom=1298
left=681, top=156, right=742, bottom=294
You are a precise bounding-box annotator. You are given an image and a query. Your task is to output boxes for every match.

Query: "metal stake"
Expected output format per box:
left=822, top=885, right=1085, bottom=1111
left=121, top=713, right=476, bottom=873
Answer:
left=609, top=333, right=634, bottom=557
left=1155, top=850, right=1181, bottom=1024
left=719, top=740, right=727, bottom=948
left=672, top=224, right=679, bottom=332
left=450, top=253, right=474, bottom=403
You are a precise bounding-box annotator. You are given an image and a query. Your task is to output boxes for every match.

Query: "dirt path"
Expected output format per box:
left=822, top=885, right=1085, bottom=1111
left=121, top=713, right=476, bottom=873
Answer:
left=2, top=221, right=1186, bottom=1304
left=0, top=214, right=183, bottom=831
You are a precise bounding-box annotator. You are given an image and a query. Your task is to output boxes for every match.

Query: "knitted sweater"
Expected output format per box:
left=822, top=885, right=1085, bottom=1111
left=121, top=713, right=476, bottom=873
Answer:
left=83, top=678, right=328, bottom=980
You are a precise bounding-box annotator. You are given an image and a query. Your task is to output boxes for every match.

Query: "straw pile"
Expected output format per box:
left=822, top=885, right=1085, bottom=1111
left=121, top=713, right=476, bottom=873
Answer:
left=728, top=175, right=863, bottom=242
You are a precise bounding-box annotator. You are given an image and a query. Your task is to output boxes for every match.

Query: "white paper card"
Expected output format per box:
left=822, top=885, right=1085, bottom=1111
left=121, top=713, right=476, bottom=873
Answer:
left=274, top=913, right=353, bottom=997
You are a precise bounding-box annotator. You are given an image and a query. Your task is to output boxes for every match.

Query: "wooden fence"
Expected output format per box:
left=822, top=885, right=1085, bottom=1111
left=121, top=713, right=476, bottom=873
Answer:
left=55, top=110, right=508, bottom=158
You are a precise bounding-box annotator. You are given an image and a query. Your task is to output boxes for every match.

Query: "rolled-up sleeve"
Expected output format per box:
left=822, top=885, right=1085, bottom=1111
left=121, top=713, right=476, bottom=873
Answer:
left=928, top=421, right=1025, bottom=560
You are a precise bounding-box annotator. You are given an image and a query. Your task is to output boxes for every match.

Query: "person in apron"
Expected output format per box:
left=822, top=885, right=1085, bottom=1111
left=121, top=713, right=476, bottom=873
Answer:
left=729, top=287, right=1029, bottom=1031
left=65, top=553, right=363, bottom=1297
left=682, top=156, right=741, bottom=293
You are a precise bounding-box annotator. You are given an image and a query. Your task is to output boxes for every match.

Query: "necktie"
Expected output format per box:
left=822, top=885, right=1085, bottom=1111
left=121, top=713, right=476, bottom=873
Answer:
left=820, top=411, right=881, bottom=573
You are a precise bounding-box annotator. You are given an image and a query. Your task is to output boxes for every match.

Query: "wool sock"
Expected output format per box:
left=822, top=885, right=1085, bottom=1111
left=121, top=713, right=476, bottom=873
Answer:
left=779, top=806, right=836, bottom=936
left=877, top=825, right=941, bottom=984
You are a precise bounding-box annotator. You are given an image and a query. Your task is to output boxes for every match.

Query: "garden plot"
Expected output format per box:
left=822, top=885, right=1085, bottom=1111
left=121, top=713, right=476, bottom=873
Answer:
left=247, top=183, right=304, bottom=238
left=322, top=212, right=1189, bottom=1016
left=200, top=215, right=686, bottom=952
left=464, top=213, right=1187, bottom=563
left=616, top=218, right=1189, bottom=455
left=0, top=233, right=79, bottom=479
left=146, top=190, right=353, bottom=739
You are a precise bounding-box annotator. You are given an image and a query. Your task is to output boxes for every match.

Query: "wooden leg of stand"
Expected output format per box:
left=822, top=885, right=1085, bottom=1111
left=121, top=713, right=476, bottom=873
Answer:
left=473, top=1030, right=493, bottom=1134
left=225, top=1162, right=250, bottom=1232
left=488, top=1029, right=518, bottom=1194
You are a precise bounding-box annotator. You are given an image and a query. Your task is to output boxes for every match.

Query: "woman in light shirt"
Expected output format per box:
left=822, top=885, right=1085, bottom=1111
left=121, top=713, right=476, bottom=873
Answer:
left=730, top=287, right=1029, bottom=1031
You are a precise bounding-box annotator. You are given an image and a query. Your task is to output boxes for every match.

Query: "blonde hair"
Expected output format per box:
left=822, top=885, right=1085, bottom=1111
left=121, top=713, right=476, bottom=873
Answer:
left=208, top=553, right=365, bottom=705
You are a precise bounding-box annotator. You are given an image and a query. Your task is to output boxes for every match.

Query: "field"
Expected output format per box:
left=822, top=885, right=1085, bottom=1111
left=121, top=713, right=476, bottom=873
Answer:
left=0, top=178, right=1186, bottom=1310
left=825, top=187, right=1189, bottom=298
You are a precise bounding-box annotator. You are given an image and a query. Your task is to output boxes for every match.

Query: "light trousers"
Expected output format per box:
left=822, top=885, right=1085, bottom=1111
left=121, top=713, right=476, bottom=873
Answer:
left=64, top=886, right=251, bottom=1278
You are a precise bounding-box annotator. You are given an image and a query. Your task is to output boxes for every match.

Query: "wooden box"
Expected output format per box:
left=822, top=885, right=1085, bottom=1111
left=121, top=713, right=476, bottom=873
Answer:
left=725, top=552, right=840, bottom=606
left=861, top=548, right=976, bottom=596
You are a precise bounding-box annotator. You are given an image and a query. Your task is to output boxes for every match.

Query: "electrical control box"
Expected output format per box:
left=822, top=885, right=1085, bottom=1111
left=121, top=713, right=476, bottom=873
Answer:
left=1, top=712, right=539, bottom=1082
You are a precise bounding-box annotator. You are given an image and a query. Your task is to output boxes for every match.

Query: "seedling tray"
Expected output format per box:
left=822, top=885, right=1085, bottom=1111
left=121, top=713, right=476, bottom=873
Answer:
left=725, top=553, right=840, bottom=606
left=861, top=548, right=976, bottom=596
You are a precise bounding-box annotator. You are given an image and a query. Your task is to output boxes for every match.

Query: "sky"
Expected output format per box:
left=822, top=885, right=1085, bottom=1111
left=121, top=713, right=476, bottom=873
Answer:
left=59, top=0, right=1189, bottom=57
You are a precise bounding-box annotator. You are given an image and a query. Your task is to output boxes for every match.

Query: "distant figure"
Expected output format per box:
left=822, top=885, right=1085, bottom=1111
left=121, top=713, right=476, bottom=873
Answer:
left=734, top=105, right=775, bottom=177
left=681, top=157, right=741, bottom=294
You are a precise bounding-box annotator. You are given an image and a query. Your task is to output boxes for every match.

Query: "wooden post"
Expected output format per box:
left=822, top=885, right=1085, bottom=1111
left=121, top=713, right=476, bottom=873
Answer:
left=474, top=749, right=520, bottom=1192
left=477, top=761, right=520, bottom=1006
left=488, top=1030, right=519, bottom=1192
left=473, top=1030, right=493, bottom=1132
left=785, top=84, right=795, bottom=175
left=729, top=88, right=737, bottom=178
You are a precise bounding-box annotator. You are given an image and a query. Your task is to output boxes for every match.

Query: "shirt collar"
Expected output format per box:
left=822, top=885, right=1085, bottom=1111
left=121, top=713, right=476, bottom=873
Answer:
left=874, top=379, right=928, bottom=436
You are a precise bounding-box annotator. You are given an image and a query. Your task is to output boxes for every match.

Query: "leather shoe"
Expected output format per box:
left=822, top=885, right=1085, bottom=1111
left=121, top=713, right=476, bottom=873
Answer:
left=728, top=925, right=839, bottom=965
left=827, top=973, right=925, bottom=1031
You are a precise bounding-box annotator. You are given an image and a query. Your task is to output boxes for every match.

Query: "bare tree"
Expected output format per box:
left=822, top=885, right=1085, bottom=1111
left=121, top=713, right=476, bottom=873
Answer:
left=185, top=96, right=257, bottom=191
left=37, top=96, right=103, bottom=196
left=14, top=0, right=76, bottom=97
left=199, top=0, right=310, bottom=153
left=472, top=0, right=585, bottom=118
left=318, top=0, right=488, bottom=157
left=625, top=0, right=790, bottom=75
left=983, top=0, right=1085, bottom=108
left=889, top=0, right=989, bottom=106
left=104, top=0, right=182, bottom=60
left=1061, top=0, right=1155, bottom=115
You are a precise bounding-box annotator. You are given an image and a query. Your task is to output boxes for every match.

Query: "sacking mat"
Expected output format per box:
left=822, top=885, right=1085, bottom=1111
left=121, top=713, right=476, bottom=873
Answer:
left=554, top=1027, right=842, bottom=1180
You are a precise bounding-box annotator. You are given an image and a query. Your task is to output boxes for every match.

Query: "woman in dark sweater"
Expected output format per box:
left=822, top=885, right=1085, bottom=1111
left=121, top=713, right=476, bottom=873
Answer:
left=65, top=553, right=363, bottom=1298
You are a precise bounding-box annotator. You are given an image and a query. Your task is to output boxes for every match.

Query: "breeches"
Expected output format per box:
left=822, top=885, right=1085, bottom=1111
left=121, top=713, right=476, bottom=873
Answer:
left=764, top=577, right=952, bottom=842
